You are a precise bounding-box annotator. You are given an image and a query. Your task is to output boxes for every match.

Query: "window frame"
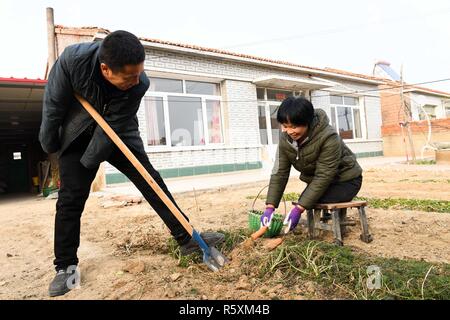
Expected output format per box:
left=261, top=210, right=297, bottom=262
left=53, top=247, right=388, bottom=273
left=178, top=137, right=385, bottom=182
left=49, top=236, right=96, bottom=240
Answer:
left=144, top=78, right=223, bottom=151
left=329, top=95, right=364, bottom=141
left=419, top=104, right=438, bottom=120
left=256, top=87, right=305, bottom=146
left=444, top=100, right=450, bottom=118
left=445, top=107, right=450, bottom=118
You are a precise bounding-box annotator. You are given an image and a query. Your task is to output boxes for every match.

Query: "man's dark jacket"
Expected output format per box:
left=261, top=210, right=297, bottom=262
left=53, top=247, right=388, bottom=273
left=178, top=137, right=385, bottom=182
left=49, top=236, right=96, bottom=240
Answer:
left=39, top=41, right=150, bottom=169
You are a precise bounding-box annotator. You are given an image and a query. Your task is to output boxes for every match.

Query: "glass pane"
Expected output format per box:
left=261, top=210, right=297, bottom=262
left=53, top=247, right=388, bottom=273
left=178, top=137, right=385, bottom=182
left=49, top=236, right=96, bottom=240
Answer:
left=337, top=106, right=354, bottom=139
left=149, top=77, right=183, bottom=93
left=270, top=105, right=280, bottom=144
left=330, top=95, right=343, bottom=104
left=267, top=89, right=293, bottom=101
left=446, top=107, right=450, bottom=118
left=145, top=97, right=166, bottom=146
left=344, top=96, right=358, bottom=106
left=419, top=112, right=426, bottom=121
left=206, top=100, right=223, bottom=143
left=423, top=105, right=436, bottom=115
left=258, top=105, right=268, bottom=145
left=168, top=96, right=204, bottom=146
left=353, top=108, right=362, bottom=138
left=330, top=107, right=337, bottom=132
left=257, top=88, right=265, bottom=100
left=421, top=105, right=437, bottom=120
left=186, top=81, right=220, bottom=95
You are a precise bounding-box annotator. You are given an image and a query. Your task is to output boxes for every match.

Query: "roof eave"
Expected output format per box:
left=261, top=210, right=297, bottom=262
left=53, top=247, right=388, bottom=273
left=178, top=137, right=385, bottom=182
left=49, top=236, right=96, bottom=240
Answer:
left=404, top=88, right=450, bottom=98
left=93, top=32, right=384, bottom=86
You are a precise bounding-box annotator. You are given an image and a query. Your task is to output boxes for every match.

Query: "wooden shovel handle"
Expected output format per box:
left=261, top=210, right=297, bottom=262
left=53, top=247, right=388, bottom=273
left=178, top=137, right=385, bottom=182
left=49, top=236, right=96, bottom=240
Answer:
left=250, top=226, right=268, bottom=240
left=75, top=94, right=193, bottom=235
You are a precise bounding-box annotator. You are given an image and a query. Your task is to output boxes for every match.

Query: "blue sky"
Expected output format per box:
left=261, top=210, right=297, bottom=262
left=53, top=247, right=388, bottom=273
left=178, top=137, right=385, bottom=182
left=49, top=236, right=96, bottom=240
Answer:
left=1, top=0, right=450, bottom=91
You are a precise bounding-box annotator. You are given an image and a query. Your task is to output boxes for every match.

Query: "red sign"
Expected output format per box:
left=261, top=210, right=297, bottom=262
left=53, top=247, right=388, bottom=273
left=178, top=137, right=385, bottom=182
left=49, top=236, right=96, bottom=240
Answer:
left=275, top=93, right=286, bottom=101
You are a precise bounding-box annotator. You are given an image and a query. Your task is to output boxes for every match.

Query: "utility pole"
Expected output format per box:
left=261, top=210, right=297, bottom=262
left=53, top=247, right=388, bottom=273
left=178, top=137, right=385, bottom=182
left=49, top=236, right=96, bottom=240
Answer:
left=46, top=8, right=56, bottom=69
left=400, top=65, right=416, bottom=163
left=45, top=7, right=60, bottom=190
left=399, top=121, right=409, bottom=163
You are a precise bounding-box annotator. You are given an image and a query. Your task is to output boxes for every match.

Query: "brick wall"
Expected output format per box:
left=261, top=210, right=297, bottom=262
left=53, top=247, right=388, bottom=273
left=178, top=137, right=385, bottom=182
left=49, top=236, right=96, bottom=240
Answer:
left=311, top=90, right=331, bottom=116
left=55, top=27, right=96, bottom=56
left=381, top=118, right=450, bottom=156
left=379, top=85, right=404, bottom=127
left=222, top=80, right=259, bottom=145
left=382, top=118, right=450, bottom=136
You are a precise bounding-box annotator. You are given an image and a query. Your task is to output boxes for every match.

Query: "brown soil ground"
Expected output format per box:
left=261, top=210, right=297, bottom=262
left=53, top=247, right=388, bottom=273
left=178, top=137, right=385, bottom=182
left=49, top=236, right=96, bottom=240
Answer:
left=0, top=165, right=449, bottom=300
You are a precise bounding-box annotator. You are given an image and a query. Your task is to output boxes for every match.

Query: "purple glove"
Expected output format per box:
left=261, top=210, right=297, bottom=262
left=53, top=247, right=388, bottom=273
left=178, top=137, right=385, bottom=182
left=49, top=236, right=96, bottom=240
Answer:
left=283, top=206, right=304, bottom=233
left=260, top=207, right=275, bottom=227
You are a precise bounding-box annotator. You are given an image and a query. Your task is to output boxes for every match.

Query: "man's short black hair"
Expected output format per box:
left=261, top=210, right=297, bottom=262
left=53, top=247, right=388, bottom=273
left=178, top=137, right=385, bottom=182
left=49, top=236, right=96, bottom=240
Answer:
left=99, top=30, right=145, bottom=72
left=277, top=96, right=314, bottom=126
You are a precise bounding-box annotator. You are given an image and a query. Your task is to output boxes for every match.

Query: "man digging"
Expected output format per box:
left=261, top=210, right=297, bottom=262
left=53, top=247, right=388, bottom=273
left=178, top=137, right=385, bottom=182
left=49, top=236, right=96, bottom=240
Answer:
left=39, top=30, right=224, bottom=297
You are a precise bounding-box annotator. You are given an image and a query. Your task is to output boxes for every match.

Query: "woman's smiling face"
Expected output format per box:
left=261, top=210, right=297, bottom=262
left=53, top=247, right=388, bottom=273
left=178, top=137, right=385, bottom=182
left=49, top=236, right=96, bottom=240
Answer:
left=281, top=121, right=308, bottom=141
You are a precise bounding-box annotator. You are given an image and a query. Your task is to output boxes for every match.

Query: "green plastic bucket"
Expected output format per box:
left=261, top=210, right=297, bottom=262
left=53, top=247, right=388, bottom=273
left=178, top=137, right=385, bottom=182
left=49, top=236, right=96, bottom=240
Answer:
left=248, top=210, right=284, bottom=238
left=248, top=185, right=287, bottom=238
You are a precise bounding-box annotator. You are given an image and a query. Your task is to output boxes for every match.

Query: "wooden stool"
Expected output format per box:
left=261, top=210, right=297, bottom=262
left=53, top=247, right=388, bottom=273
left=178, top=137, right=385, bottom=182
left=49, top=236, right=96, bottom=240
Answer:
left=294, top=200, right=373, bottom=246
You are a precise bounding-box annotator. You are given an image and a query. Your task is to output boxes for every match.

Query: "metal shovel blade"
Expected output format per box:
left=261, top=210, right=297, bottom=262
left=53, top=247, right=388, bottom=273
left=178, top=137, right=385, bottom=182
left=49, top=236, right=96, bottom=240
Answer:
left=209, top=246, right=229, bottom=267
left=193, top=230, right=228, bottom=272
left=202, top=250, right=221, bottom=272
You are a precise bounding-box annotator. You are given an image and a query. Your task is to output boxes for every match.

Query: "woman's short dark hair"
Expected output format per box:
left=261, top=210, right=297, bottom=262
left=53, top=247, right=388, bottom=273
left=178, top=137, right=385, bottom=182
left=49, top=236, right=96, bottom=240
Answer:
left=277, top=96, right=314, bottom=126
left=99, top=30, right=145, bottom=72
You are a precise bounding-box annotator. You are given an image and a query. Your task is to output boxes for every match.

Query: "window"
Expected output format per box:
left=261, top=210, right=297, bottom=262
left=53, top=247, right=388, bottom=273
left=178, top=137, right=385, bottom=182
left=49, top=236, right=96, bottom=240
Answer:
left=257, top=88, right=265, bottom=100
left=146, top=77, right=223, bottom=147
left=270, top=105, right=280, bottom=144
left=353, top=108, right=362, bottom=139
left=444, top=100, right=450, bottom=118
left=258, top=105, right=268, bottom=145
left=344, top=96, right=358, bottom=105
left=169, top=96, right=204, bottom=146
left=336, top=107, right=354, bottom=139
left=257, top=88, right=298, bottom=145
left=330, top=95, right=362, bottom=139
left=266, top=89, right=293, bottom=101
left=330, top=95, right=343, bottom=105
left=206, top=100, right=223, bottom=143
left=419, top=104, right=437, bottom=120
left=145, top=97, right=166, bottom=146
left=186, top=81, right=220, bottom=95
left=149, top=77, right=183, bottom=93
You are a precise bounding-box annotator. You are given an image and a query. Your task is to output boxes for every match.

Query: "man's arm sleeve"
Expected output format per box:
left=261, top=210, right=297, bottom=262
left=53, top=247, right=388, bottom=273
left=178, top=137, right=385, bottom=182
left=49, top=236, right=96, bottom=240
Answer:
left=39, top=49, right=73, bottom=154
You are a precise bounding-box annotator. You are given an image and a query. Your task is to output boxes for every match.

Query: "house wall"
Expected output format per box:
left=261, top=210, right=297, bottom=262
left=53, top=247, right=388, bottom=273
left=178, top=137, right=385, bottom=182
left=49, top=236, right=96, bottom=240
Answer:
left=410, top=93, right=446, bottom=120
left=54, top=27, right=96, bottom=56
left=364, top=96, right=383, bottom=140
left=50, top=31, right=385, bottom=181
left=382, top=118, right=450, bottom=157
left=379, top=84, right=450, bottom=157
left=311, top=90, right=383, bottom=157
left=379, top=85, right=406, bottom=126
left=145, top=48, right=324, bottom=81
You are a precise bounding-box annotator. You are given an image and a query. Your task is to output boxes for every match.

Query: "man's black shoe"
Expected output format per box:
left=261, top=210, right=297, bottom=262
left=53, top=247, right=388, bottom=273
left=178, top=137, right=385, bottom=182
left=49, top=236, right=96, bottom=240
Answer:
left=48, top=267, right=78, bottom=297
left=180, top=232, right=225, bottom=256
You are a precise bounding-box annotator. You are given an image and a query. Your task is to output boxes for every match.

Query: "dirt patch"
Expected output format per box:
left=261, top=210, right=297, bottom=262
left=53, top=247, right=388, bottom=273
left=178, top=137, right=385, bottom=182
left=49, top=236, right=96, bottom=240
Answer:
left=0, top=165, right=449, bottom=299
